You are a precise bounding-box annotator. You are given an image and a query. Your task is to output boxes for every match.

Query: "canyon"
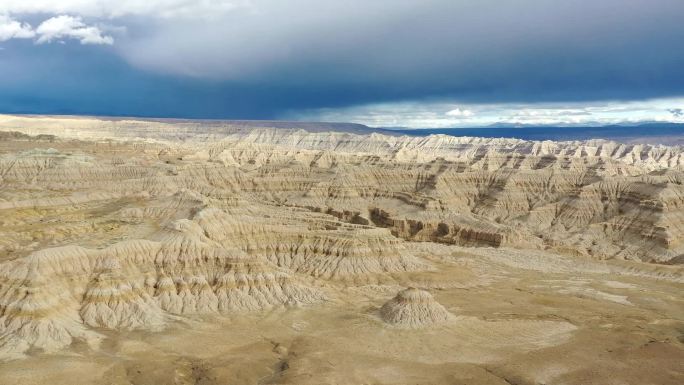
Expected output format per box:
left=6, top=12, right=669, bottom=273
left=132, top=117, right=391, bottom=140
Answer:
left=0, top=114, right=682, bottom=385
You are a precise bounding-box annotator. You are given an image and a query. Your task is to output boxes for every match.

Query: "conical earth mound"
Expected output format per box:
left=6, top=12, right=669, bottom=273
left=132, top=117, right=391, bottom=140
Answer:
left=380, top=288, right=453, bottom=328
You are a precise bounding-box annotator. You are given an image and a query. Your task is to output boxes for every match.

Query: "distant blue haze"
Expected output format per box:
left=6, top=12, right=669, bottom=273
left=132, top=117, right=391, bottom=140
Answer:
left=386, top=124, right=684, bottom=143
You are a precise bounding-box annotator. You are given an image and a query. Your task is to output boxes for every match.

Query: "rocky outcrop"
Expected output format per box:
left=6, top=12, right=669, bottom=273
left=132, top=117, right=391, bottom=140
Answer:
left=0, top=215, right=326, bottom=358
left=0, top=115, right=683, bottom=359
left=379, top=288, right=453, bottom=328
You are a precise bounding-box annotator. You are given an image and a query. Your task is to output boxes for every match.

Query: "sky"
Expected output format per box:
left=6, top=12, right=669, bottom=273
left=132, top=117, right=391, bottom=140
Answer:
left=0, top=0, right=683, bottom=128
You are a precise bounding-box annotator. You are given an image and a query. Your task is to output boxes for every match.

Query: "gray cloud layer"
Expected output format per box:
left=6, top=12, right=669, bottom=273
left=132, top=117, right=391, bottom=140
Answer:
left=114, top=0, right=684, bottom=104
left=1, top=0, right=683, bottom=119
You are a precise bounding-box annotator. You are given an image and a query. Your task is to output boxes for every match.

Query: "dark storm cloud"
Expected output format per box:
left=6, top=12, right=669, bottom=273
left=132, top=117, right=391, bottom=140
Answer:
left=1, top=0, right=684, bottom=118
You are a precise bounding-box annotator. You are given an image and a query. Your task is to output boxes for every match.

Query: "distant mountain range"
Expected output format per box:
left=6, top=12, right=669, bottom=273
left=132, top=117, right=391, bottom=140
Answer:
left=5, top=113, right=683, bottom=143
left=482, top=122, right=684, bottom=129
left=380, top=123, right=684, bottom=144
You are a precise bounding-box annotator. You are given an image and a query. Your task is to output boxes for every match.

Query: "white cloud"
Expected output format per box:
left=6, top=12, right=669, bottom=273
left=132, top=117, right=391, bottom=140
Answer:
left=0, top=1, right=248, bottom=46
left=289, top=98, right=684, bottom=128
left=445, top=108, right=474, bottom=118
left=35, top=15, right=113, bottom=45
left=0, top=1, right=248, bottom=19
left=0, top=14, right=35, bottom=41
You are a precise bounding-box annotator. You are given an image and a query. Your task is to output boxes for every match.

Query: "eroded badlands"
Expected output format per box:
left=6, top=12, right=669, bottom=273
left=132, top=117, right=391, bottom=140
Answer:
left=0, top=115, right=682, bottom=385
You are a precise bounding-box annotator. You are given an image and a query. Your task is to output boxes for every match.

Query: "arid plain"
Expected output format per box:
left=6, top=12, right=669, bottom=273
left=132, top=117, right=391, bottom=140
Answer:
left=0, top=115, right=682, bottom=385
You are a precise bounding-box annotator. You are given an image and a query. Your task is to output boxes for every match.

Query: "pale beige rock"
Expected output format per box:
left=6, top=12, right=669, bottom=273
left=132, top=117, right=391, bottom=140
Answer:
left=0, top=115, right=682, bottom=379
left=380, top=288, right=453, bottom=328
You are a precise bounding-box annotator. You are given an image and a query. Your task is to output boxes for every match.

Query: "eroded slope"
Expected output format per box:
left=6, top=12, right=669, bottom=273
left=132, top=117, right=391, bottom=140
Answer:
left=0, top=116, right=682, bottom=384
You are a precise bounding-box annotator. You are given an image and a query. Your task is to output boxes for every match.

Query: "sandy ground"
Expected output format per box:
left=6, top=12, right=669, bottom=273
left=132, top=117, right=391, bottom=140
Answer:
left=2, top=246, right=682, bottom=385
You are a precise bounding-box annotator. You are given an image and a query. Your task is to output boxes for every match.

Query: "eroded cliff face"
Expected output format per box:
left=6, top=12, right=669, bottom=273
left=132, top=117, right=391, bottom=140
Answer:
left=0, top=115, right=682, bottom=360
